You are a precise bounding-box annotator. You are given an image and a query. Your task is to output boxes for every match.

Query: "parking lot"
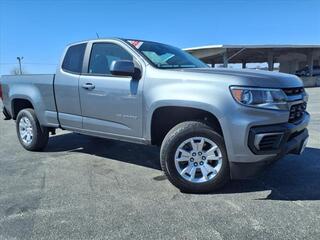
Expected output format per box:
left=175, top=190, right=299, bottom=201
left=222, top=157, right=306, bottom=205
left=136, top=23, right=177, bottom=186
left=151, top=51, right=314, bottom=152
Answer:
left=0, top=88, right=319, bottom=240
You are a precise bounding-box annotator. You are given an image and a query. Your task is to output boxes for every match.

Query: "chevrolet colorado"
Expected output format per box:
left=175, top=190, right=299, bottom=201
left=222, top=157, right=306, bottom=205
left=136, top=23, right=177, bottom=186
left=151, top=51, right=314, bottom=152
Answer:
left=0, top=38, right=310, bottom=193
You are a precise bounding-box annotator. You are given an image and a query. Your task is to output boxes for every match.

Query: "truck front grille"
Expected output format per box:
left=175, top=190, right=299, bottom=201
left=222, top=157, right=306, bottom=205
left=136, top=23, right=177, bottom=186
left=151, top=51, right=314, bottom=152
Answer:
left=282, top=87, right=307, bottom=123
left=289, top=102, right=306, bottom=123
left=282, top=87, right=304, bottom=96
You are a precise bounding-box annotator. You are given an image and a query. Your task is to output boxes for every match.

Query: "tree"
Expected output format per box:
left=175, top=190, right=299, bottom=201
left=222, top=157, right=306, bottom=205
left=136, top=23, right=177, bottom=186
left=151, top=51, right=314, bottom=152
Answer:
left=10, top=67, right=28, bottom=75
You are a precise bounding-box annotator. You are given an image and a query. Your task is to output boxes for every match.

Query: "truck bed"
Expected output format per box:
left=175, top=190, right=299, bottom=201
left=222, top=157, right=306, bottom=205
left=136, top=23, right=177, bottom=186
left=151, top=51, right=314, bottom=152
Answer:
left=0, top=74, right=59, bottom=127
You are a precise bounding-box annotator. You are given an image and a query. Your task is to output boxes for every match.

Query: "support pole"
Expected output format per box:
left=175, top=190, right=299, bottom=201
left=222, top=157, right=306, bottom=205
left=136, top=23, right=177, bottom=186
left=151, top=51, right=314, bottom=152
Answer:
left=307, top=51, right=314, bottom=76
left=242, top=61, right=246, bottom=69
left=17, top=57, right=24, bottom=75
left=268, top=52, right=274, bottom=71
left=223, top=52, right=228, bottom=68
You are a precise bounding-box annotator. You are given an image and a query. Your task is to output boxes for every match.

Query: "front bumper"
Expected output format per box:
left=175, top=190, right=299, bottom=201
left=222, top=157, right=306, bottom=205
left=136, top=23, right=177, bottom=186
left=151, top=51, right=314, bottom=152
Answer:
left=248, top=112, right=309, bottom=155
left=230, top=112, right=310, bottom=179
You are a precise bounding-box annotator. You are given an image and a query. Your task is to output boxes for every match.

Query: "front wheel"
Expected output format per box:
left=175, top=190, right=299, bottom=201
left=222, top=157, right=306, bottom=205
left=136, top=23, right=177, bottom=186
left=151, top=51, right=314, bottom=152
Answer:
left=16, top=108, right=49, bottom=151
left=160, top=121, right=230, bottom=193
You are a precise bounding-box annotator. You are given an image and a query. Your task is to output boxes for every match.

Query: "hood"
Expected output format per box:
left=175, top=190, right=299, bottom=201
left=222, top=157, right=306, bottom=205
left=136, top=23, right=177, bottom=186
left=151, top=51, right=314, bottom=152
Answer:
left=170, top=68, right=303, bottom=88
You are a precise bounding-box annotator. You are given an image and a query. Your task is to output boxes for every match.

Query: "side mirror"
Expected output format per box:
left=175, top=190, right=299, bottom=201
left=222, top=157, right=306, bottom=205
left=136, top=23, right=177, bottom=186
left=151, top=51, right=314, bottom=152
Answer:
left=110, top=60, right=135, bottom=77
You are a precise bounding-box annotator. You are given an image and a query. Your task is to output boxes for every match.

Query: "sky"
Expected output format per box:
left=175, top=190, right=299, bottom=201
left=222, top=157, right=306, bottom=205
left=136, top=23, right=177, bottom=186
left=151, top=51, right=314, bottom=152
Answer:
left=0, top=0, right=320, bottom=74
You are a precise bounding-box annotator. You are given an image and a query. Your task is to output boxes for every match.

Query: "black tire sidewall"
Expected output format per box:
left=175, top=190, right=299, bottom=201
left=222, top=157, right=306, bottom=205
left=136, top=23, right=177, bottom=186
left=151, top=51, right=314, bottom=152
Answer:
left=16, top=109, right=48, bottom=151
left=161, top=122, right=229, bottom=193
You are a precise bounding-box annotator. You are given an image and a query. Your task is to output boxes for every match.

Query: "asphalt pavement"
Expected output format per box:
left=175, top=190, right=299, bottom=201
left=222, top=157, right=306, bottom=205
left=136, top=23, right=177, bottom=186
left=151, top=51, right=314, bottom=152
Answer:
left=0, top=88, right=319, bottom=240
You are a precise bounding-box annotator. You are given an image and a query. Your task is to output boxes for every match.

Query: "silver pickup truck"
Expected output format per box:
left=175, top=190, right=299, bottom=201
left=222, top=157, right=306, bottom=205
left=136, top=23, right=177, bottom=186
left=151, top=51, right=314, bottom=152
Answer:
left=0, top=38, right=310, bottom=193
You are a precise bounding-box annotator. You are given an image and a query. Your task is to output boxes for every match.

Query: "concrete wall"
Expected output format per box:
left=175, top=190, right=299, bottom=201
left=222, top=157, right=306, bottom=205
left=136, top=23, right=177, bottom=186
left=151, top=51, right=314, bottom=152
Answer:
left=278, top=53, right=306, bottom=74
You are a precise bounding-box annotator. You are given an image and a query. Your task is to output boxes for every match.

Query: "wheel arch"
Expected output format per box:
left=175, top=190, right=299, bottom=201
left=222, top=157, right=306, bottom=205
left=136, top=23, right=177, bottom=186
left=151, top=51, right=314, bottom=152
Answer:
left=11, top=98, right=35, bottom=120
left=8, top=84, right=51, bottom=126
left=148, top=102, right=224, bottom=146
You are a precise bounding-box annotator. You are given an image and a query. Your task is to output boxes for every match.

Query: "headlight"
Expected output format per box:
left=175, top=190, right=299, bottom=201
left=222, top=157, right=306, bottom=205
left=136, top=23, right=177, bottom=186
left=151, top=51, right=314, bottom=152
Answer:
left=230, top=86, right=288, bottom=110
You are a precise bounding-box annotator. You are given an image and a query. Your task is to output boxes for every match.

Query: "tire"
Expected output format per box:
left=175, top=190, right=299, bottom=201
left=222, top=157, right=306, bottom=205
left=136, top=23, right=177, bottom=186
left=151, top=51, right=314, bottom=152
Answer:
left=16, top=108, right=49, bottom=151
left=160, top=121, right=230, bottom=193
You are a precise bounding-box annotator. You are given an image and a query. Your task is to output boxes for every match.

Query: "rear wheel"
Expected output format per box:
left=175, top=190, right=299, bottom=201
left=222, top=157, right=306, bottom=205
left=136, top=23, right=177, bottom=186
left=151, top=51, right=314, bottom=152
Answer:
left=160, top=121, right=230, bottom=193
left=16, top=108, right=49, bottom=151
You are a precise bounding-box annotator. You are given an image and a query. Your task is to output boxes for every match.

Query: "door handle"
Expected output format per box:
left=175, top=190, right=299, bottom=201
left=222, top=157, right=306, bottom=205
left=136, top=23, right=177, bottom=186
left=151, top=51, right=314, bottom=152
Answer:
left=82, top=83, right=95, bottom=90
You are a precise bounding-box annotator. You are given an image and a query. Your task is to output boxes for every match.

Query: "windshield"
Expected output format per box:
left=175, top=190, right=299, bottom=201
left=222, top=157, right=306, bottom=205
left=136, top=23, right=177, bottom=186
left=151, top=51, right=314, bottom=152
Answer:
left=126, top=39, right=208, bottom=69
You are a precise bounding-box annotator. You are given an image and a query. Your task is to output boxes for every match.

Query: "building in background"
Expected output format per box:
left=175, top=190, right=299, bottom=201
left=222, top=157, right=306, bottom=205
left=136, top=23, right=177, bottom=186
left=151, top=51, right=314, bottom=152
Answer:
left=184, top=45, right=320, bottom=87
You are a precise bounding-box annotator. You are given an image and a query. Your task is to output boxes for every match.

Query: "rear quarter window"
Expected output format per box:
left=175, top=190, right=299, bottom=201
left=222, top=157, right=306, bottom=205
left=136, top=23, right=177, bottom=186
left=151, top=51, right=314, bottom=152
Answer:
left=62, top=43, right=87, bottom=73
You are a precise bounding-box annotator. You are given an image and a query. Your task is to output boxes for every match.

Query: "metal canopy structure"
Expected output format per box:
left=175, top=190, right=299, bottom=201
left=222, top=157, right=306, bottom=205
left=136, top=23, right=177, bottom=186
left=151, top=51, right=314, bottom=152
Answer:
left=184, top=44, right=320, bottom=75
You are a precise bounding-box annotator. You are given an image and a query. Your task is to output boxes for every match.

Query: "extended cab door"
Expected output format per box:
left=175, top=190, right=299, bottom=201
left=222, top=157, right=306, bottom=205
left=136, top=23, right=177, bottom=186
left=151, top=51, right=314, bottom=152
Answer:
left=79, top=41, right=143, bottom=138
left=55, top=43, right=87, bottom=129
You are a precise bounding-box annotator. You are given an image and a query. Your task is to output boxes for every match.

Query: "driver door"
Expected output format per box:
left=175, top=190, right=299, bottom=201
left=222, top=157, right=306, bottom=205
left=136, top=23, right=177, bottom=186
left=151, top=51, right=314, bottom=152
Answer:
left=79, top=42, right=143, bottom=138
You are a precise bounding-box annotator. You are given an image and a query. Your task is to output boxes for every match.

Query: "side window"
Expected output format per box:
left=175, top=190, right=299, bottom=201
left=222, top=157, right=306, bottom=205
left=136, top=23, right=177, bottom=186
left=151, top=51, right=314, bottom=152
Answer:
left=88, top=43, right=133, bottom=74
left=62, top=43, right=86, bottom=73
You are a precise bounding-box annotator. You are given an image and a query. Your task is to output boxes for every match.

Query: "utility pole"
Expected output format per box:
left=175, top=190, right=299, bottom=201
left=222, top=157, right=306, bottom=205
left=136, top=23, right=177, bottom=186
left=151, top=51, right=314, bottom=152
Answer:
left=17, top=57, right=24, bottom=75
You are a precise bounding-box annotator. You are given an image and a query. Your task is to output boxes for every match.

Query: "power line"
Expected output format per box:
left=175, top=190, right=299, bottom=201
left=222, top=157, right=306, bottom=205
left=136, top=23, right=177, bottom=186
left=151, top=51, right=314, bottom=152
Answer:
left=0, top=62, right=57, bottom=65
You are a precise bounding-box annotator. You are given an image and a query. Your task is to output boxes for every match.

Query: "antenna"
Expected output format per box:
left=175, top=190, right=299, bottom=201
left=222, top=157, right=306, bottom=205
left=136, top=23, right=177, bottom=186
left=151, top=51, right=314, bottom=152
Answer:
left=96, top=32, right=100, bottom=39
